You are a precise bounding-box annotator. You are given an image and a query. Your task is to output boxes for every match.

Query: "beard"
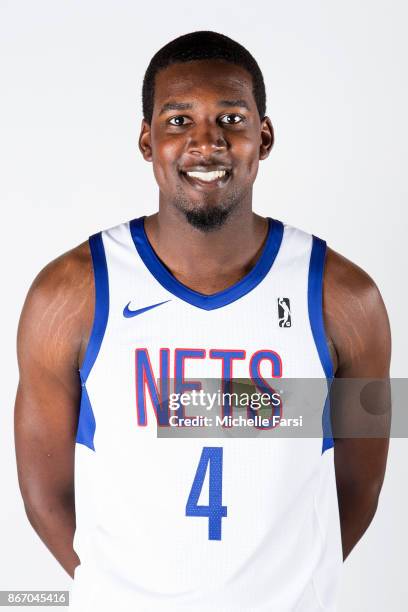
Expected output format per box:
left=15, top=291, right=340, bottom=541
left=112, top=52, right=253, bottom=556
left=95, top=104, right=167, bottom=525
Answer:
left=172, top=182, right=243, bottom=232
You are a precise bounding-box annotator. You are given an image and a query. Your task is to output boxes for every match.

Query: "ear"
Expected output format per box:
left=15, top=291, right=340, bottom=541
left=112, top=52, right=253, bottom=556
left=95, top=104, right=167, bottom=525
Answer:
left=259, top=116, right=274, bottom=160
left=138, top=119, right=153, bottom=162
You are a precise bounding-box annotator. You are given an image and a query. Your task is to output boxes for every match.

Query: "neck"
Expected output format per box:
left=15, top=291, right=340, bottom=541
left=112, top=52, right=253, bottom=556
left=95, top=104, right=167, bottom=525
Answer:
left=143, top=201, right=269, bottom=295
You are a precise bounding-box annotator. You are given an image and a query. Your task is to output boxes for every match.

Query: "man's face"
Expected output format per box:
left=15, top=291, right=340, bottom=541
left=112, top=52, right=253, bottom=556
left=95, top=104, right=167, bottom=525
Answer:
left=139, top=59, right=273, bottom=230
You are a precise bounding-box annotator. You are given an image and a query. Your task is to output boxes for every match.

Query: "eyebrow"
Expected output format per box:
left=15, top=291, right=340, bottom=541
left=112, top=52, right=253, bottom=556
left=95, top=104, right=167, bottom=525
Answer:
left=158, top=98, right=250, bottom=116
left=218, top=99, right=250, bottom=110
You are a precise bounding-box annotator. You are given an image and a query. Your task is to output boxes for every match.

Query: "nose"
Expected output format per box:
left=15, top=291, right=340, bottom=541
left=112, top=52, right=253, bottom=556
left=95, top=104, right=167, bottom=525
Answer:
left=186, top=123, right=228, bottom=156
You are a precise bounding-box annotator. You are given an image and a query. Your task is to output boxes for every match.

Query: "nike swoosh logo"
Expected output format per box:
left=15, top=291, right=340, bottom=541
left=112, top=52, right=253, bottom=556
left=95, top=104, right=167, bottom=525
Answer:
left=123, top=299, right=170, bottom=318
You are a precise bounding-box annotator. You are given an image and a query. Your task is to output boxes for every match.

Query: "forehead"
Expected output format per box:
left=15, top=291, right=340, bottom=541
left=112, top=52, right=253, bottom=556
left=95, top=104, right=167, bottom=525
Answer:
left=153, top=60, right=255, bottom=108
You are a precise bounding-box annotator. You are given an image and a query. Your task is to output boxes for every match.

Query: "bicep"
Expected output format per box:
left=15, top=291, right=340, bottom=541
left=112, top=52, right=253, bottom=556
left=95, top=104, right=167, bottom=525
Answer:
left=324, top=247, right=391, bottom=378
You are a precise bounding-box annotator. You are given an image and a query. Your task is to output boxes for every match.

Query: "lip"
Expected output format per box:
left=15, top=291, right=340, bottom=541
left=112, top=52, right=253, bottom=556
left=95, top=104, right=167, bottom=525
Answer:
left=179, top=168, right=232, bottom=191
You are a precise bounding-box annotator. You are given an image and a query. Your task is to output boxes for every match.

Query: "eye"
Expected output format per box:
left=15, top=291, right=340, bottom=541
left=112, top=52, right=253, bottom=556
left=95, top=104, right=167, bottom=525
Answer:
left=168, top=116, right=192, bottom=126
left=220, top=114, right=244, bottom=125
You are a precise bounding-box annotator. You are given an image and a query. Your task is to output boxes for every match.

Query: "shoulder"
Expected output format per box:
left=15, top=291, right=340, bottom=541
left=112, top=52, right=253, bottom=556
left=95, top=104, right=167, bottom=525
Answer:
left=324, top=246, right=381, bottom=315
left=17, top=241, right=94, bottom=371
left=324, top=246, right=385, bottom=319
left=323, top=246, right=391, bottom=376
left=28, top=240, right=92, bottom=297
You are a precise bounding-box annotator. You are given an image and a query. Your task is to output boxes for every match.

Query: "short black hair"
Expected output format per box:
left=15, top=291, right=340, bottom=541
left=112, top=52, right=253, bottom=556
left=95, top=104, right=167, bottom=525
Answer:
left=142, top=30, right=266, bottom=124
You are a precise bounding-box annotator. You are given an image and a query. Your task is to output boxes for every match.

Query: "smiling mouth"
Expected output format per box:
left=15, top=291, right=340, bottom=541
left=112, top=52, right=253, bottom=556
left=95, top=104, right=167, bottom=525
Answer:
left=179, top=168, right=232, bottom=189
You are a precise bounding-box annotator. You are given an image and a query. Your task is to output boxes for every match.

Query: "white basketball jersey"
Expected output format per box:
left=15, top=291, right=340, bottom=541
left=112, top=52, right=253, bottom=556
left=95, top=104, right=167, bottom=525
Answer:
left=71, top=216, right=343, bottom=611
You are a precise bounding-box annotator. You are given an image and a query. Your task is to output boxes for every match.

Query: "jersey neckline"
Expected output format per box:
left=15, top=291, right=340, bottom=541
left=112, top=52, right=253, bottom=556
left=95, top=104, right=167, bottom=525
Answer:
left=129, top=216, right=284, bottom=311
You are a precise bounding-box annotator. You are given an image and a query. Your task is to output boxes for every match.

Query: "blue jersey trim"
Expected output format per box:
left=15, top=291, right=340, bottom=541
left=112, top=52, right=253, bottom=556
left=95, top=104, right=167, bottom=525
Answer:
left=76, top=383, right=96, bottom=451
left=308, top=236, right=335, bottom=454
left=129, top=217, right=284, bottom=311
left=76, top=232, right=109, bottom=451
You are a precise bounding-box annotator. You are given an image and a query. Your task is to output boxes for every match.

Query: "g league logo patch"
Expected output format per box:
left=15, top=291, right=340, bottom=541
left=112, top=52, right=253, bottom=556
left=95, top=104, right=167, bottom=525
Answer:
left=278, top=297, right=292, bottom=328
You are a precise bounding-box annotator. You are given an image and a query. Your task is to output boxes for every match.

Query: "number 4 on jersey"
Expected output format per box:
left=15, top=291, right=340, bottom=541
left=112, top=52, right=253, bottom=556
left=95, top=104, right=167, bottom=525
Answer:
left=186, top=447, right=228, bottom=541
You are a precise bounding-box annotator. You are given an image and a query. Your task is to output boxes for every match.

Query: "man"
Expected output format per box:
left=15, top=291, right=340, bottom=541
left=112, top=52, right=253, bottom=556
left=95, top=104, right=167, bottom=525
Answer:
left=15, top=31, right=391, bottom=611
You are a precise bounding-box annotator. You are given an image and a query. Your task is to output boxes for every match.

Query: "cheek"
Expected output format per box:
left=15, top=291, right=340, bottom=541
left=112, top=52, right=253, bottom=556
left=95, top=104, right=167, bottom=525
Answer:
left=236, top=138, right=260, bottom=177
left=152, top=141, right=180, bottom=185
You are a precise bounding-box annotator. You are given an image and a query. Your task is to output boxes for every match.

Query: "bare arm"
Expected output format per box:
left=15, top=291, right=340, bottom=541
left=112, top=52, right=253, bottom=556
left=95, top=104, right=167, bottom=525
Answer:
left=14, top=242, right=93, bottom=578
left=324, top=247, right=391, bottom=561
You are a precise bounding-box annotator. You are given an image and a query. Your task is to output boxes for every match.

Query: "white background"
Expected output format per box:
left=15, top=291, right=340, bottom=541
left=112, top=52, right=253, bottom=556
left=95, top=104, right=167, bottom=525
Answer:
left=1, top=1, right=407, bottom=610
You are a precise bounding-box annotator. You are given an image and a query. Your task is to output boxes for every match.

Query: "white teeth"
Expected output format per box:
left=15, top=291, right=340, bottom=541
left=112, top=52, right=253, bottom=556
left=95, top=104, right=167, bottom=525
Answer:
left=186, top=170, right=227, bottom=182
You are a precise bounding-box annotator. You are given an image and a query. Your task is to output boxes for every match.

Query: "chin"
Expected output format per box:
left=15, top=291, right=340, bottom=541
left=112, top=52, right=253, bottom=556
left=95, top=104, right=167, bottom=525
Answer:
left=171, top=183, right=243, bottom=231
left=175, top=201, right=233, bottom=232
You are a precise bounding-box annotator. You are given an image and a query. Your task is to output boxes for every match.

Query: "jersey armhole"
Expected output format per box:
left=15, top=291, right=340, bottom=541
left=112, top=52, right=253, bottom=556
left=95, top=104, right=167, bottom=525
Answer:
left=79, top=232, right=110, bottom=381
left=76, top=232, right=109, bottom=451
left=308, top=235, right=335, bottom=453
